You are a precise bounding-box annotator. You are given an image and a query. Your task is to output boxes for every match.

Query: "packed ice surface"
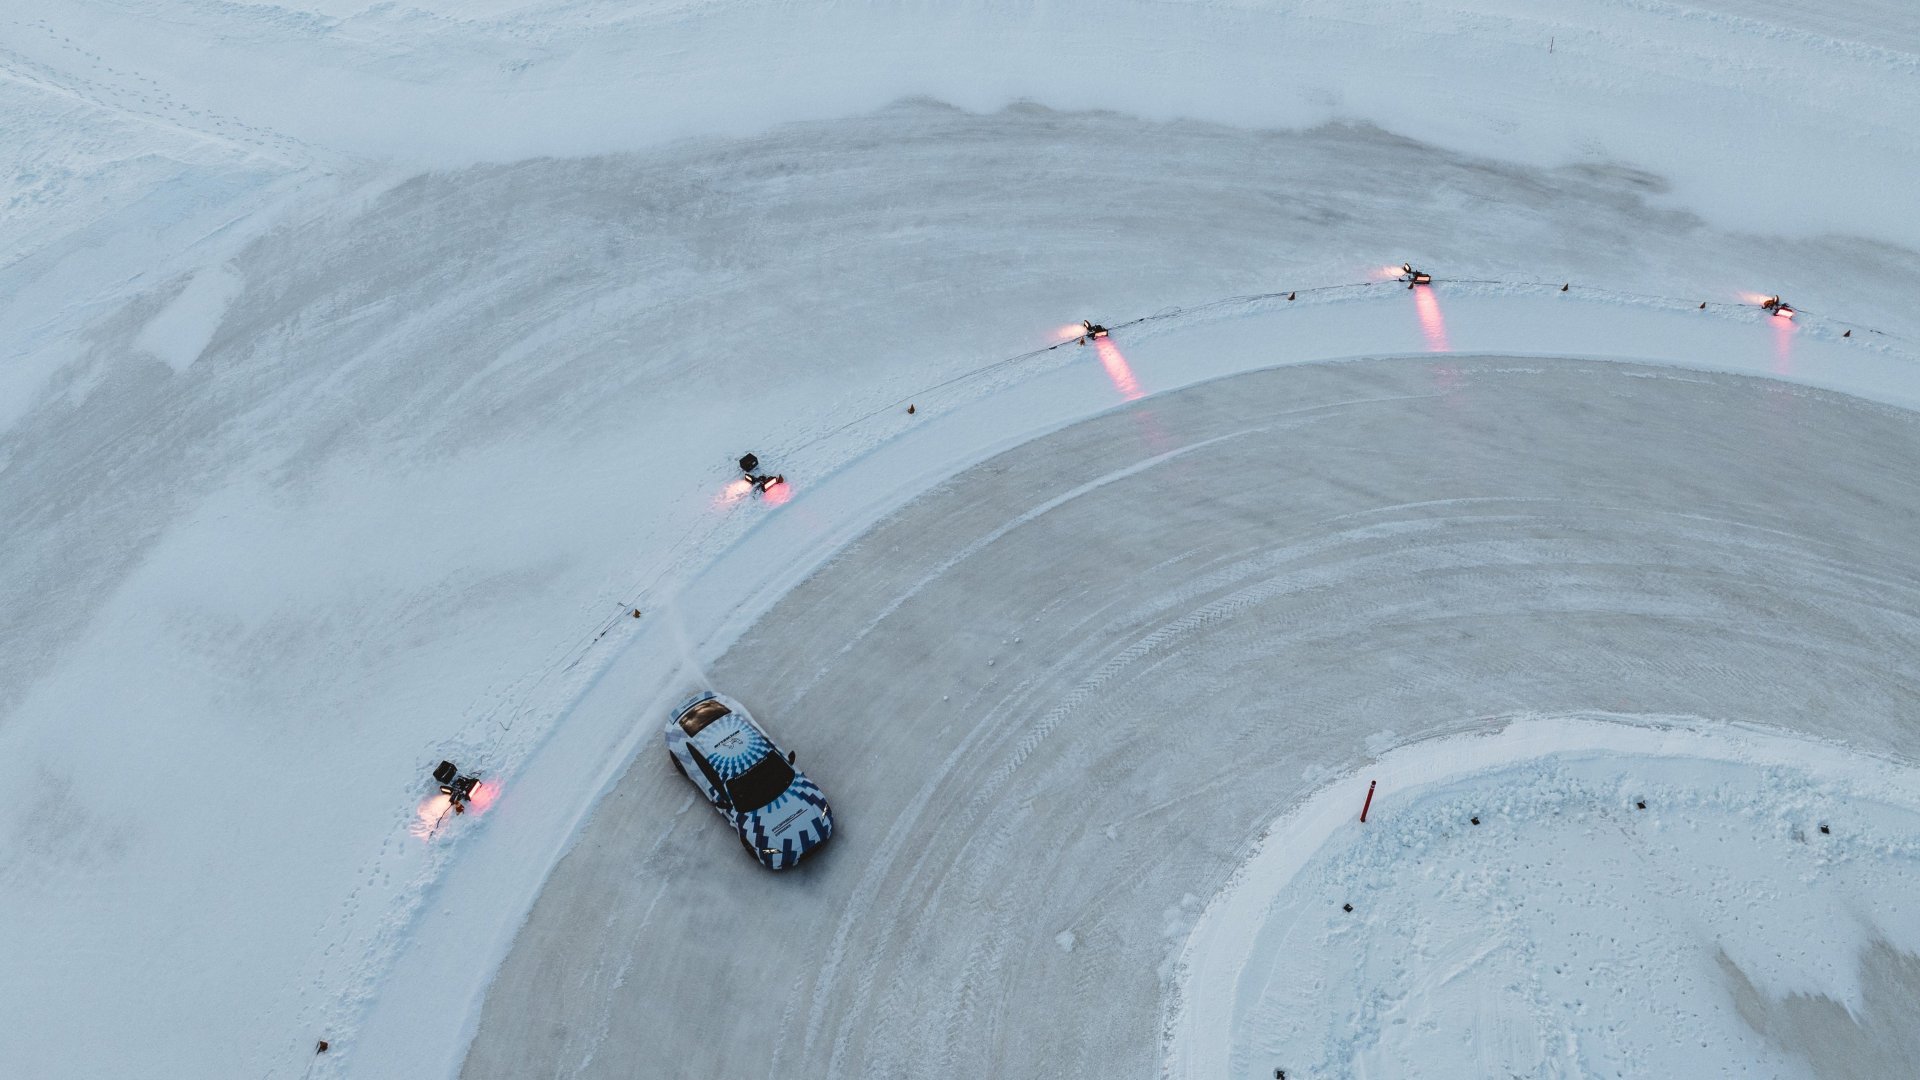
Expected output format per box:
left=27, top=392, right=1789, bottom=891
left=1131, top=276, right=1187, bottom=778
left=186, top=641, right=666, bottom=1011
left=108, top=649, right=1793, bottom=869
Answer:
left=2, top=1, right=1919, bottom=1078
left=463, top=358, right=1920, bottom=1079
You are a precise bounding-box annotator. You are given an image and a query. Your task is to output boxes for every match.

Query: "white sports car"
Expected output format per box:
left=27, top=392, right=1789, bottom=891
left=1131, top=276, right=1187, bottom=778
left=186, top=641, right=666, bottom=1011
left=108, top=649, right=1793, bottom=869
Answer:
left=665, top=691, right=834, bottom=869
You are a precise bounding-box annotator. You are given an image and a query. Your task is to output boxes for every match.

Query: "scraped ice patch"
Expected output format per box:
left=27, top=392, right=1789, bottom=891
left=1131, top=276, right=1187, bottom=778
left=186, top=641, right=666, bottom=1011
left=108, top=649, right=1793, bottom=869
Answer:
left=1165, top=717, right=1920, bottom=1080
left=134, top=266, right=244, bottom=373
left=1362, top=729, right=1398, bottom=756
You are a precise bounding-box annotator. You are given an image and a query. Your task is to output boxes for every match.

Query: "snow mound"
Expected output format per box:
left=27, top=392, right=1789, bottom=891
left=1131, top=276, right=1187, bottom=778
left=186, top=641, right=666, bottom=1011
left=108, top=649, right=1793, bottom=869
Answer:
left=1167, top=717, right=1920, bottom=1079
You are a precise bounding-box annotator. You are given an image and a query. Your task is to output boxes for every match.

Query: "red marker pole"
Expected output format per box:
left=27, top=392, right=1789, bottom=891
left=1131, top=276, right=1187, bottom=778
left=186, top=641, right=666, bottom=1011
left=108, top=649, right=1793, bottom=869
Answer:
left=1360, top=780, right=1377, bottom=823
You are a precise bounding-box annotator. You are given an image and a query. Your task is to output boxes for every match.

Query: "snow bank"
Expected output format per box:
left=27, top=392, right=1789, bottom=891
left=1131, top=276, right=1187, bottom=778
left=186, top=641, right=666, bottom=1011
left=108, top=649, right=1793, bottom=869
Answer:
left=16, top=0, right=1920, bottom=248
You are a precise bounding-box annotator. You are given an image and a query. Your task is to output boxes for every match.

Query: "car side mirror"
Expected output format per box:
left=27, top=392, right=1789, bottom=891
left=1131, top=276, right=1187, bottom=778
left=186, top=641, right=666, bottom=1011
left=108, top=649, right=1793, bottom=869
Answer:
left=716, top=797, right=732, bottom=810
left=786, top=751, right=797, bottom=765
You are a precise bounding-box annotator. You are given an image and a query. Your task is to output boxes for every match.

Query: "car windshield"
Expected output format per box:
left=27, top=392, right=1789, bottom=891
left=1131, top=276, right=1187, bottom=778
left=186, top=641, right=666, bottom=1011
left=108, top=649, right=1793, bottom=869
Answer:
left=726, top=753, right=795, bottom=814
left=678, top=698, right=730, bottom=736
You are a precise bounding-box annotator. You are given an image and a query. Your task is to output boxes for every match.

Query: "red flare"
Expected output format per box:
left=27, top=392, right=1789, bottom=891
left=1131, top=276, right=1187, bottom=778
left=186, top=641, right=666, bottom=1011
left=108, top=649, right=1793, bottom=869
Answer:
left=1093, top=337, right=1144, bottom=401
left=1412, top=284, right=1451, bottom=353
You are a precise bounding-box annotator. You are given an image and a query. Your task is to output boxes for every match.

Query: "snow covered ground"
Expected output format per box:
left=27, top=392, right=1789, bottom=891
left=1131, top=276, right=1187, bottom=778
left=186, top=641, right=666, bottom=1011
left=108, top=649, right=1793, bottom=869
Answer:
left=1172, top=718, right=1920, bottom=1078
left=3, top=1, right=1919, bottom=1078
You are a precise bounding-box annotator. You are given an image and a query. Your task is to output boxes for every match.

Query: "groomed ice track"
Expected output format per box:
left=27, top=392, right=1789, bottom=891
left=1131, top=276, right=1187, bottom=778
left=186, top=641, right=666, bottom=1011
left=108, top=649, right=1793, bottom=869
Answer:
left=463, top=355, right=1920, bottom=1078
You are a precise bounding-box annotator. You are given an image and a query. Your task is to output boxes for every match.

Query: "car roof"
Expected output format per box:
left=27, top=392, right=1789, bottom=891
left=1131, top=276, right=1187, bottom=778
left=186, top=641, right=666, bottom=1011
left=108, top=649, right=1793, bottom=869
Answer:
left=690, top=712, right=767, bottom=758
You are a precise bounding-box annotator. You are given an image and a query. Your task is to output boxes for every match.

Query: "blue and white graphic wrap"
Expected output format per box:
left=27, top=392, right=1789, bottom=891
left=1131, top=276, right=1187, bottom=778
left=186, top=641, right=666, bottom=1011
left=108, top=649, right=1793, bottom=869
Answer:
left=664, top=691, right=835, bottom=870
left=697, top=721, right=773, bottom=781
left=741, top=773, right=833, bottom=867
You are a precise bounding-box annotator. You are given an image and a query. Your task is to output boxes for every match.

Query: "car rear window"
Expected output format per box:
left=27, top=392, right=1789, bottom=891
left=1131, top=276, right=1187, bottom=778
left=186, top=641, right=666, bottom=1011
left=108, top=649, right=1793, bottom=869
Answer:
left=678, top=698, right=731, bottom=736
left=726, top=754, right=796, bottom=814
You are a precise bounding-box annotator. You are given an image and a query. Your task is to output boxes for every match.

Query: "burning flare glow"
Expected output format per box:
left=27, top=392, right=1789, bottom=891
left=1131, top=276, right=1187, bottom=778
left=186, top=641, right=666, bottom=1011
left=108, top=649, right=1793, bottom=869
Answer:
left=1771, top=310, right=1796, bottom=374
left=412, top=793, right=452, bottom=838
left=713, top=477, right=755, bottom=509
left=465, top=781, right=498, bottom=814
left=410, top=782, right=498, bottom=840
left=1094, top=337, right=1144, bottom=401
left=1412, top=284, right=1452, bottom=353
